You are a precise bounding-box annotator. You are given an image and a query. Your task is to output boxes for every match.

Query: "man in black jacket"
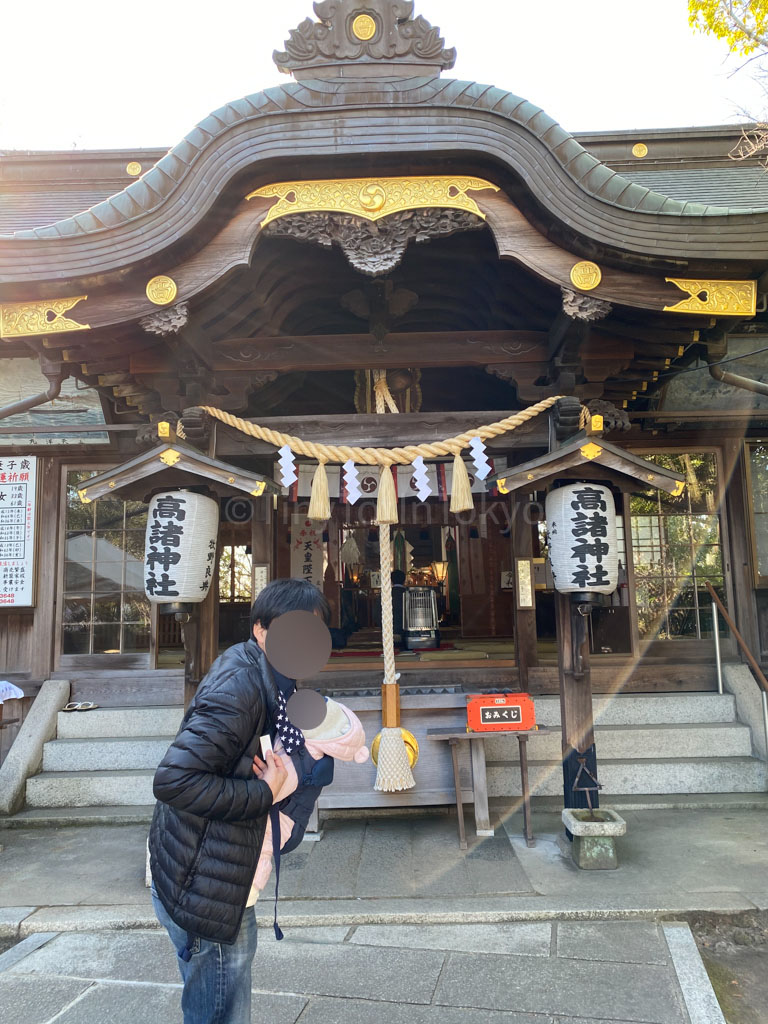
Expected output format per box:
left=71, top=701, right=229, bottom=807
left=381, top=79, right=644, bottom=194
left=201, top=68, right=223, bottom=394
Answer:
left=149, top=578, right=329, bottom=1024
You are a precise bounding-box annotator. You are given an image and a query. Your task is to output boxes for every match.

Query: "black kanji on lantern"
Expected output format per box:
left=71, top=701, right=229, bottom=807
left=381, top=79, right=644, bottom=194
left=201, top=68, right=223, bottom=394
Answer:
left=148, top=521, right=184, bottom=548
left=146, top=572, right=180, bottom=597
left=570, top=487, right=607, bottom=512
left=146, top=548, right=182, bottom=572
left=155, top=495, right=187, bottom=520
left=571, top=510, right=608, bottom=538
left=571, top=539, right=610, bottom=561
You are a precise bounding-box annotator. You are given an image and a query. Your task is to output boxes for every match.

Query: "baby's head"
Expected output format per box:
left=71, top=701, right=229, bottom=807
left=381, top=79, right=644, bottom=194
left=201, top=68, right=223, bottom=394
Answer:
left=303, top=698, right=369, bottom=762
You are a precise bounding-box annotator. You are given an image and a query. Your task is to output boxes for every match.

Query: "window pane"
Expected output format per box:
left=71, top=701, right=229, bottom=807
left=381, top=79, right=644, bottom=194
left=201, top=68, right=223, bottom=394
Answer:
left=630, top=450, right=722, bottom=641
left=125, top=502, right=148, bottom=530
left=95, top=500, right=124, bottom=529
left=63, top=597, right=91, bottom=624
left=124, top=594, right=150, bottom=623
left=94, top=531, right=125, bottom=560
left=62, top=623, right=90, bottom=654
left=93, top=594, right=121, bottom=623
left=64, top=561, right=93, bottom=593
left=61, top=468, right=150, bottom=658
left=65, top=472, right=96, bottom=529
left=92, top=624, right=121, bottom=654
left=122, top=624, right=150, bottom=653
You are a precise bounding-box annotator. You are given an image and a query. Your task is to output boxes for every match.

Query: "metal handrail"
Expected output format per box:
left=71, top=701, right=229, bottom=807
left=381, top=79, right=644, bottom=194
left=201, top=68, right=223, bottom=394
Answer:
left=705, top=581, right=768, bottom=762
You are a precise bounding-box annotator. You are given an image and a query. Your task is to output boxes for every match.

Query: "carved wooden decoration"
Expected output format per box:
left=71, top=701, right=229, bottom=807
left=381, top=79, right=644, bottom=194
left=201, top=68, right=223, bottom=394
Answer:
left=139, top=303, right=190, bottom=336
left=561, top=288, right=612, bottom=322
left=273, top=0, right=456, bottom=78
left=264, top=208, right=485, bottom=275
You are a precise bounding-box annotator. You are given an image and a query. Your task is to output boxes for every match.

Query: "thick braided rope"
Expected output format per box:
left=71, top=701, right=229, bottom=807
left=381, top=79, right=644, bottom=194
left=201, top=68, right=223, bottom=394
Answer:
left=200, top=395, right=562, bottom=466
left=378, top=522, right=398, bottom=688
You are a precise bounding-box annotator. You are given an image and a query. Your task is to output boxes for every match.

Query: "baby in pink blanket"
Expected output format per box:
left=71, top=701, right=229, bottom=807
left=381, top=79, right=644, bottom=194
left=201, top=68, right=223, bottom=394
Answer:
left=248, top=697, right=368, bottom=905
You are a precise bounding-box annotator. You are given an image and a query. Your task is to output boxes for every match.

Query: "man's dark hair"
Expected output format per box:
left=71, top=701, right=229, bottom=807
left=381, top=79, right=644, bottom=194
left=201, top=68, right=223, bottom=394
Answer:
left=391, top=570, right=406, bottom=586
left=250, top=578, right=330, bottom=631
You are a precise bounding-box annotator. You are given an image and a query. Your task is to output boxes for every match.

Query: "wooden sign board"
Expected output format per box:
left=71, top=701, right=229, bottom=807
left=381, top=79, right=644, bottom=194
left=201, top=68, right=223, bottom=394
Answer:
left=0, top=454, right=37, bottom=607
left=466, top=693, right=536, bottom=732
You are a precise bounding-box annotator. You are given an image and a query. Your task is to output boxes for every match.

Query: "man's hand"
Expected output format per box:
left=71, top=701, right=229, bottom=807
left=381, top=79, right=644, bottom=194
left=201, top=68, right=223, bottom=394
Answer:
left=252, top=750, right=288, bottom=801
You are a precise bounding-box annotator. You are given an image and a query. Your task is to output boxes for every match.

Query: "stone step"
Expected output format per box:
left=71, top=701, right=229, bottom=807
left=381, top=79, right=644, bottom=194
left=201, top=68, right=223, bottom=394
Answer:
left=56, top=706, right=183, bottom=740
left=42, top=736, right=171, bottom=772
left=486, top=722, right=754, bottom=762
left=53, top=693, right=738, bottom=742
left=488, top=757, right=768, bottom=798
left=26, top=770, right=157, bottom=808
left=540, top=693, right=737, bottom=728
left=26, top=748, right=768, bottom=810
left=0, top=805, right=156, bottom=829
left=42, top=720, right=755, bottom=774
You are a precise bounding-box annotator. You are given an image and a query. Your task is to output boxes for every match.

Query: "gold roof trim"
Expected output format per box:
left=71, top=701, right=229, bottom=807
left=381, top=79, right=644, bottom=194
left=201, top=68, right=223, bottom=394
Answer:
left=247, top=176, right=499, bottom=227
left=0, top=296, right=90, bottom=339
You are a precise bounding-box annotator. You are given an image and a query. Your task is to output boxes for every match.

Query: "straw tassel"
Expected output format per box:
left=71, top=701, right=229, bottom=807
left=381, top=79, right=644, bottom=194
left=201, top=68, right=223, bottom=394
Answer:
left=307, top=461, right=330, bottom=521
left=374, top=727, right=415, bottom=791
left=376, top=465, right=398, bottom=525
left=450, top=452, right=474, bottom=513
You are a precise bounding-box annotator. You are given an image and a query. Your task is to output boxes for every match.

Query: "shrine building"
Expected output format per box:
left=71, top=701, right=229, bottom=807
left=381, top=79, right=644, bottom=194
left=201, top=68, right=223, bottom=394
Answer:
left=2, top=0, right=768, bottom=814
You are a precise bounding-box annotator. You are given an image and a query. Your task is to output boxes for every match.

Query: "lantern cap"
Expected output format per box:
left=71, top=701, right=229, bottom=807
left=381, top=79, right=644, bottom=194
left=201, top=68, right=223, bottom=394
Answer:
left=78, top=441, right=280, bottom=504
left=486, top=434, right=684, bottom=496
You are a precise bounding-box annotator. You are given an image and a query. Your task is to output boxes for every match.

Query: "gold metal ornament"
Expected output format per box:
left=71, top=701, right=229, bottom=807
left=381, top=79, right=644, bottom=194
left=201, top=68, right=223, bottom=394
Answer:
left=632, top=143, right=648, bottom=159
left=146, top=276, right=178, bottom=306
left=159, top=448, right=181, bottom=466
left=580, top=442, right=603, bottom=460
left=0, top=296, right=90, bottom=339
left=78, top=489, right=92, bottom=504
left=251, top=482, right=266, bottom=497
left=371, top=728, right=420, bottom=768
left=359, top=182, right=387, bottom=213
left=352, top=13, right=377, bottom=39
left=126, top=162, right=142, bottom=176
left=496, top=478, right=510, bottom=494
left=569, top=261, right=602, bottom=291
left=663, top=278, right=757, bottom=316
left=247, top=176, right=500, bottom=227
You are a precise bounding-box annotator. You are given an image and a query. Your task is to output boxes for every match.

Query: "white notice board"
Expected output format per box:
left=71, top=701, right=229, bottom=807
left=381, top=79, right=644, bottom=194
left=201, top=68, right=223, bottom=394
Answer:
left=0, top=455, right=37, bottom=607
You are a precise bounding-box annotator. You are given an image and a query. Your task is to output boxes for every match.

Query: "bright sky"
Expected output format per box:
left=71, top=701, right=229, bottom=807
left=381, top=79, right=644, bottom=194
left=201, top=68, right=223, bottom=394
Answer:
left=1, top=0, right=765, bottom=151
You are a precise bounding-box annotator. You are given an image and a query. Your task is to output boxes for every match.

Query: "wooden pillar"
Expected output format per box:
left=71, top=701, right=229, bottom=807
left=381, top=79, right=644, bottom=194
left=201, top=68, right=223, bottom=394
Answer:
left=721, top=439, right=759, bottom=660
left=512, top=497, right=538, bottom=690
left=555, top=591, right=599, bottom=813
left=29, top=457, right=60, bottom=681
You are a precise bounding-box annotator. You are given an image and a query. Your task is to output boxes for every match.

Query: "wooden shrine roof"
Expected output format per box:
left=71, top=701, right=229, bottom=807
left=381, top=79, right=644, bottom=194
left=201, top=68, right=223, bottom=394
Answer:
left=3, top=79, right=768, bottom=284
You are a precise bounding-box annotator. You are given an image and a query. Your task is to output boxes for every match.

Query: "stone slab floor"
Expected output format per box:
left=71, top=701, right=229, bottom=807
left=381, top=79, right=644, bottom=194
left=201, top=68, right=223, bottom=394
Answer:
left=0, top=919, right=708, bottom=1024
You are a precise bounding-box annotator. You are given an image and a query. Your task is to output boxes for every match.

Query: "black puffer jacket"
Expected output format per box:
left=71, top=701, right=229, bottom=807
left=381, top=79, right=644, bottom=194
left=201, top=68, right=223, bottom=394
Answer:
left=149, top=638, right=278, bottom=945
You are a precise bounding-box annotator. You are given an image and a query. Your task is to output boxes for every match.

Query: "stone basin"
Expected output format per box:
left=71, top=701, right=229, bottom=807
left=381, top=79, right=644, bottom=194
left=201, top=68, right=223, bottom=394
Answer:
left=561, top=807, right=627, bottom=870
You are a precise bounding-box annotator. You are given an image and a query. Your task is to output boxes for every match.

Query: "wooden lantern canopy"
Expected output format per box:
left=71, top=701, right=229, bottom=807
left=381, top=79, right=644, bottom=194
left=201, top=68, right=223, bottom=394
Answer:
left=487, top=426, right=685, bottom=817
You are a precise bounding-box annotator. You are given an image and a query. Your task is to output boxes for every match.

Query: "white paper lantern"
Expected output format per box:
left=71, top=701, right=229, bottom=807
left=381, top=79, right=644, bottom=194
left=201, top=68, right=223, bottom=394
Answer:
left=144, top=491, right=220, bottom=604
left=546, top=483, right=618, bottom=595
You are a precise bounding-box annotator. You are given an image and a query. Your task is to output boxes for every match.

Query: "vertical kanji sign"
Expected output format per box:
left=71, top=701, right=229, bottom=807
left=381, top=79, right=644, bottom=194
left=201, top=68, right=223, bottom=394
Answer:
left=290, top=515, right=325, bottom=589
left=0, top=455, right=37, bottom=607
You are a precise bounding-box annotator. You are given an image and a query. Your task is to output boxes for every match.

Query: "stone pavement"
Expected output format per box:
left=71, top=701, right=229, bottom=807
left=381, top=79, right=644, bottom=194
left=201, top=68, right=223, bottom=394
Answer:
left=1, top=803, right=765, bottom=1022
left=0, top=918, right=720, bottom=1023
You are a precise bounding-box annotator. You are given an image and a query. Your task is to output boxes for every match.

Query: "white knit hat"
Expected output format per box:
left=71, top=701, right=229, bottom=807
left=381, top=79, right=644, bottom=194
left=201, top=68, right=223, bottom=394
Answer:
left=302, top=698, right=350, bottom=742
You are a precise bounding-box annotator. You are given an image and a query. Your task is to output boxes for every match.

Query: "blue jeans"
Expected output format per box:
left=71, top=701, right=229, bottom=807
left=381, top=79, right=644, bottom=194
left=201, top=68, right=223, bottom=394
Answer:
left=152, top=885, right=257, bottom=1024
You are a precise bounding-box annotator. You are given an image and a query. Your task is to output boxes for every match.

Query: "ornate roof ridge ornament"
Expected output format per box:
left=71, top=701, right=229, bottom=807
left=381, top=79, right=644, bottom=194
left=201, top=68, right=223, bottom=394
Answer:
left=273, top=1, right=456, bottom=80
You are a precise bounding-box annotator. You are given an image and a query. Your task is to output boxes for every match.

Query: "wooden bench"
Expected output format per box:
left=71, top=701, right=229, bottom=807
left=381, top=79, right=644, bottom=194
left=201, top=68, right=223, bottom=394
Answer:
left=427, top=727, right=553, bottom=850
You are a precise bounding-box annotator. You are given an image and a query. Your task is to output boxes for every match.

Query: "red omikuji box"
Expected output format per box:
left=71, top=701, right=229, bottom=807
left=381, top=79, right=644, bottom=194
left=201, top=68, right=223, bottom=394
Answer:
left=466, top=693, right=536, bottom=732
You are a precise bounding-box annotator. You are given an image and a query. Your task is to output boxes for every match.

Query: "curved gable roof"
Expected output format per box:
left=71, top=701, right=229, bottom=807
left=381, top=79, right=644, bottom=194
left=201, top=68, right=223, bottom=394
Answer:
left=1, top=76, right=767, bottom=282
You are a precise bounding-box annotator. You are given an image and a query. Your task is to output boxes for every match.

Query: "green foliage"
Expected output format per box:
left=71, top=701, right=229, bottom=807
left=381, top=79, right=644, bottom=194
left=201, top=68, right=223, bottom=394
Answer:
left=689, top=0, right=768, bottom=56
